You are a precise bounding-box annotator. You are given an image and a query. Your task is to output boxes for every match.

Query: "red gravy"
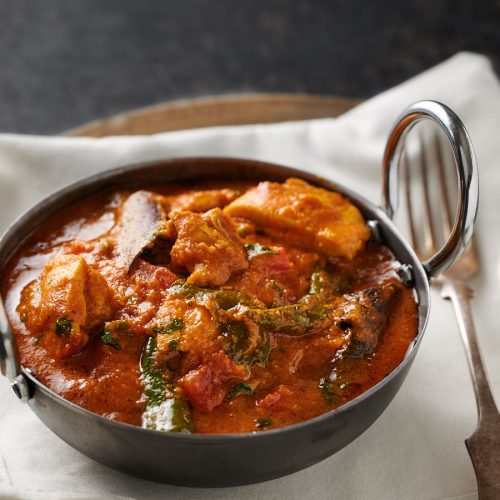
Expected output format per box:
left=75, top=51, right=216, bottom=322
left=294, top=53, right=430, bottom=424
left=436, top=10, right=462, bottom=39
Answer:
left=1, top=179, right=418, bottom=433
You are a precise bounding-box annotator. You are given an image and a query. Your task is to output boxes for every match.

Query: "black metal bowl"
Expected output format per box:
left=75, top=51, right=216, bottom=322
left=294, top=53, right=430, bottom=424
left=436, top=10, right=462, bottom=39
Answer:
left=0, top=102, right=478, bottom=486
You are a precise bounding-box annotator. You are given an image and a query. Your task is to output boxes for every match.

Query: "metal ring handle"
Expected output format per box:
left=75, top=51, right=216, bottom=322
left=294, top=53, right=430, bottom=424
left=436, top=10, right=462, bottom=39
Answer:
left=0, top=297, right=31, bottom=401
left=382, top=100, right=479, bottom=279
left=0, top=299, right=16, bottom=379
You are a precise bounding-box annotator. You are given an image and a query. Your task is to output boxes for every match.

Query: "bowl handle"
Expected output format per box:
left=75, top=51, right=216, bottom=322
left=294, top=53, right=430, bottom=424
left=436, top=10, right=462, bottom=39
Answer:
left=382, top=100, right=479, bottom=280
left=1, top=297, right=31, bottom=401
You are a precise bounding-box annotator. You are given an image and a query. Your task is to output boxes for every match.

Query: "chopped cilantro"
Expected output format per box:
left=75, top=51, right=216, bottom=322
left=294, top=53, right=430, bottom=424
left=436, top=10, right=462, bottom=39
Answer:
left=256, top=418, right=273, bottom=429
left=309, top=271, right=326, bottom=295
left=269, top=280, right=285, bottom=302
left=319, top=379, right=350, bottom=405
left=320, top=381, right=338, bottom=405
left=101, top=326, right=122, bottom=350
left=227, top=382, right=253, bottom=400
left=54, top=317, right=73, bottom=336
left=167, top=339, right=179, bottom=351
left=152, top=318, right=184, bottom=334
left=245, top=243, right=279, bottom=260
left=170, top=318, right=184, bottom=331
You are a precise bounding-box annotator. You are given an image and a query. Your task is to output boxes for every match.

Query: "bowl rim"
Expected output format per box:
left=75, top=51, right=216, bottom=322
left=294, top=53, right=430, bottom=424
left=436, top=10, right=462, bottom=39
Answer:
left=1, top=156, right=430, bottom=442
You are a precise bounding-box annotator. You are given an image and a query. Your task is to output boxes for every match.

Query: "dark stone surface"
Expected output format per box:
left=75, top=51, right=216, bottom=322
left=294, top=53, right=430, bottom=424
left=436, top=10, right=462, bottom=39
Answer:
left=1, top=0, right=499, bottom=134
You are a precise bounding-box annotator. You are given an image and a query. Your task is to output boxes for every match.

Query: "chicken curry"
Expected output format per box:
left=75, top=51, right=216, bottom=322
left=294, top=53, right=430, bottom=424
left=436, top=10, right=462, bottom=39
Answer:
left=2, top=177, right=418, bottom=433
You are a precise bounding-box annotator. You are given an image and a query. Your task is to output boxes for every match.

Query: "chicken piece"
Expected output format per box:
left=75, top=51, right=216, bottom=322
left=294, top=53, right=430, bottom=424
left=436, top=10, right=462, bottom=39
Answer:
left=85, top=265, right=115, bottom=330
left=114, top=190, right=168, bottom=270
left=147, top=298, right=223, bottom=373
left=224, top=178, right=371, bottom=260
left=178, top=351, right=248, bottom=411
left=18, top=254, right=113, bottom=359
left=336, top=282, right=400, bottom=357
left=167, top=188, right=239, bottom=213
left=170, top=208, right=248, bottom=287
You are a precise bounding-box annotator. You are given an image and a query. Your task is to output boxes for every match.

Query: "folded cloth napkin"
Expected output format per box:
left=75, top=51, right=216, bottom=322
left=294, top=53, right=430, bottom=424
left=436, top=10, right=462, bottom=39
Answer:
left=1, top=52, right=499, bottom=500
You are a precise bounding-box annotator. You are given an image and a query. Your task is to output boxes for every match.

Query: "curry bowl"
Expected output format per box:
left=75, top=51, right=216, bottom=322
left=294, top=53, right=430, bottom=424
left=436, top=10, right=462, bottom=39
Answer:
left=0, top=101, right=478, bottom=486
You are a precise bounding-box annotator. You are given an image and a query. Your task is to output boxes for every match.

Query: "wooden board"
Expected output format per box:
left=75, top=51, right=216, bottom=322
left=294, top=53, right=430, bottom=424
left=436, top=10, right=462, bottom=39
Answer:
left=65, top=93, right=359, bottom=137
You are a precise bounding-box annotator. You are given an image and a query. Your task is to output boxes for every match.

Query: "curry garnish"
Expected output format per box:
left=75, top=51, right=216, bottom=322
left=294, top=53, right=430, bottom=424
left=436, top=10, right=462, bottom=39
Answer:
left=319, top=380, right=351, bottom=406
left=167, top=339, right=179, bottom=351
left=256, top=418, right=273, bottom=429
left=244, top=243, right=279, bottom=260
left=101, top=327, right=122, bottom=350
left=227, top=383, right=253, bottom=400
left=319, top=381, right=340, bottom=406
left=100, top=320, right=129, bottom=350
left=152, top=318, right=184, bottom=334
left=54, top=317, right=73, bottom=336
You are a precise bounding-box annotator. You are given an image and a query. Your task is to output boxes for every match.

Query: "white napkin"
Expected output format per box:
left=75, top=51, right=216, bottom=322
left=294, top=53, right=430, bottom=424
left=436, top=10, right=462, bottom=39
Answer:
left=1, top=52, right=499, bottom=500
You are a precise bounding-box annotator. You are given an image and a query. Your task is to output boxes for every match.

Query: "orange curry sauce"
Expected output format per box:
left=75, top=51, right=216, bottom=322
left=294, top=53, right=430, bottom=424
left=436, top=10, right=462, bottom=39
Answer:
left=1, top=179, right=418, bottom=434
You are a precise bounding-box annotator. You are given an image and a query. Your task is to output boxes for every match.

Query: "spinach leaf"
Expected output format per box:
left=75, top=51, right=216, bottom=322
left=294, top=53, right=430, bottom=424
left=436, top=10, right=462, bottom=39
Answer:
left=168, top=281, right=249, bottom=310
left=221, top=321, right=271, bottom=366
left=143, top=398, right=192, bottom=433
left=141, top=337, right=165, bottom=406
left=220, top=321, right=248, bottom=362
left=245, top=301, right=332, bottom=335
left=141, top=336, right=192, bottom=432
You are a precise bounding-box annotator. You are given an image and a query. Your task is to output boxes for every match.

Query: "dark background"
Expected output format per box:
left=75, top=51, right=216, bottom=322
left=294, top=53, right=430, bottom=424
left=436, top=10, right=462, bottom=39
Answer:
left=1, top=0, right=499, bottom=134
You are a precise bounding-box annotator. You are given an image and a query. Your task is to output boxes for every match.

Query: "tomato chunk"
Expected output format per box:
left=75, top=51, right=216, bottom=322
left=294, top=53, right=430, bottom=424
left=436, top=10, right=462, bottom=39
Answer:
left=178, top=351, right=248, bottom=411
left=131, top=259, right=177, bottom=291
